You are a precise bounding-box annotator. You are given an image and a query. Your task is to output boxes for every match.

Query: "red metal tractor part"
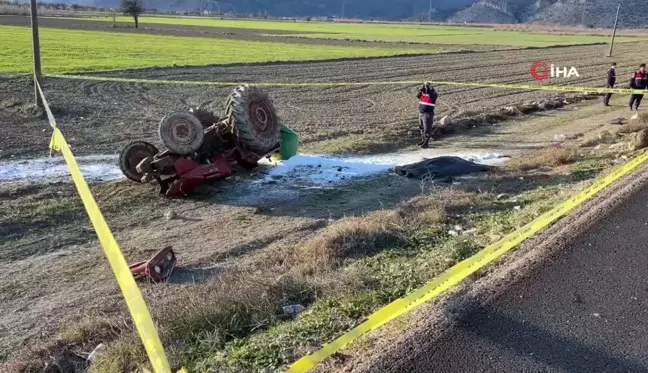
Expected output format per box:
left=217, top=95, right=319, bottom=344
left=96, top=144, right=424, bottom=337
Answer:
left=129, top=246, right=177, bottom=282
left=162, top=153, right=233, bottom=197
left=126, top=149, right=234, bottom=197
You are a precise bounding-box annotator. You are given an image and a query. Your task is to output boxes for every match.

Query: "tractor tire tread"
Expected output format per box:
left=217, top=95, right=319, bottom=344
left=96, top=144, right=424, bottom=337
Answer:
left=225, top=85, right=281, bottom=155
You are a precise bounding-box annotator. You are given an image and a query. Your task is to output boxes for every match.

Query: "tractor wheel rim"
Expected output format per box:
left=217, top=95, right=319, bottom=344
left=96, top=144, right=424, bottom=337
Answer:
left=249, top=99, right=271, bottom=132
left=129, top=150, right=149, bottom=168
left=256, top=107, right=268, bottom=125
left=170, top=119, right=195, bottom=144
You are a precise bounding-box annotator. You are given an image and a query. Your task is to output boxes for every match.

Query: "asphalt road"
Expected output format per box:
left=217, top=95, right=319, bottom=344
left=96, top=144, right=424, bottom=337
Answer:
left=383, top=182, right=648, bottom=373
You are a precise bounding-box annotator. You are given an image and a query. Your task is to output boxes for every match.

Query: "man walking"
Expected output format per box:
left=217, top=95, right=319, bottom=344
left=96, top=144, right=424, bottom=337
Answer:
left=629, top=63, right=648, bottom=112
left=603, top=62, right=616, bottom=106
left=416, top=81, right=439, bottom=149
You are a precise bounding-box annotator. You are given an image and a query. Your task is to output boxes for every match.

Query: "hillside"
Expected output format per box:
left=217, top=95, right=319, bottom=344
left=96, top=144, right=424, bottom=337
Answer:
left=530, top=0, right=641, bottom=28
left=447, top=0, right=647, bottom=28
left=448, top=1, right=518, bottom=24
left=15, top=0, right=648, bottom=27
left=24, top=0, right=474, bottom=19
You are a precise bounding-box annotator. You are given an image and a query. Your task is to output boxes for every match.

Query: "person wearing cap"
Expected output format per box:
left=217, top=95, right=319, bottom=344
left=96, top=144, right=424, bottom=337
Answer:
left=416, top=82, right=439, bottom=148
left=603, top=62, right=616, bottom=106
left=629, top=63, right=648, bottom=112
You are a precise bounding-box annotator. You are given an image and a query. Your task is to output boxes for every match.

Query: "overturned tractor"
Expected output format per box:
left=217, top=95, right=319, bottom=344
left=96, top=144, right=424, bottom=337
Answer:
left=119, top=84, right=287, bottom=197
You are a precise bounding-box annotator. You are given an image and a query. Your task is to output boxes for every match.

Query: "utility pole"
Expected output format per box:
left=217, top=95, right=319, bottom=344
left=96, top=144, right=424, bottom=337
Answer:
left=30, top=0, right=42, bottom=108
left=608, top=3, right=621, bottom=57
left=428, top=0, right=432, bottom=22
left=341, top=0, right=345, bottom=18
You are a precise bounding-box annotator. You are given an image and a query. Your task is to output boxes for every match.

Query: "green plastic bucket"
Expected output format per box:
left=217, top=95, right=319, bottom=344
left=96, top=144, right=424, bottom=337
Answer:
left=273, top=124, right=298, bottom=161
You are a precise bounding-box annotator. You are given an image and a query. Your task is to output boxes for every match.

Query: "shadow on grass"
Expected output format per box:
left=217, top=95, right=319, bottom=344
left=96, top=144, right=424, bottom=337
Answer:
left=167, top=266, right=221, bottom=285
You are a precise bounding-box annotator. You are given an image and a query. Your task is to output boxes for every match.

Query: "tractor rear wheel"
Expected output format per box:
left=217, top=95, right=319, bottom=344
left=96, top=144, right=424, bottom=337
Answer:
left=225, top=84, right=281, bottom=157
left=119, top=141, right=159, bottom=183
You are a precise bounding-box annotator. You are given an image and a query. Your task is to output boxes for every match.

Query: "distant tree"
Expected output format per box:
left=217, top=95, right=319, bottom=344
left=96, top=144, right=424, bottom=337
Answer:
left=121, top=0, right=143, bottom=28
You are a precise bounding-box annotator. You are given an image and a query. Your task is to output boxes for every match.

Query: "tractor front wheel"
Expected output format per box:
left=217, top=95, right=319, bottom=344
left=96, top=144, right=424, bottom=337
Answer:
left=119, top=141, right=159, bottom=183
left=158, top=112, right=204, bottom=155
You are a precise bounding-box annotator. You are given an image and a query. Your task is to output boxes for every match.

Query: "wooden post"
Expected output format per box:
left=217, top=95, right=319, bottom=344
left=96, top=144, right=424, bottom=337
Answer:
left=608, top=4, right=621, bottom=57
left=30, top=0, right=42, bottom=108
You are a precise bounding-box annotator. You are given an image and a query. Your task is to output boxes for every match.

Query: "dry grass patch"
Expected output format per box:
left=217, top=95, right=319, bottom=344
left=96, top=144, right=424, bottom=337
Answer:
left=616, top=121, right=648, bottom=136
left=505, top=147, right=581, bottom=172
left=58, top=318, right=125, bottom=347
left=89, top=269, right=315, bottom=373
left=579, top=129, right=619, bottom=148
left=297, top=210, right=407, bottom=273
left=402, top=188, right=477, bottom=223
left=580, top=115, right=648, bottom=148
left=8, top=316, right=128, bottom=373
left=297, top=187, right=479, bottom=274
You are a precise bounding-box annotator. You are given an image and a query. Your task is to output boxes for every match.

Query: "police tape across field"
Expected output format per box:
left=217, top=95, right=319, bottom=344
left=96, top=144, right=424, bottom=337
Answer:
left=36, top=73, right=648, bottom=373
left=36, top=81, right=175, bottom=373
left=47, top=73, right=648, bottom=95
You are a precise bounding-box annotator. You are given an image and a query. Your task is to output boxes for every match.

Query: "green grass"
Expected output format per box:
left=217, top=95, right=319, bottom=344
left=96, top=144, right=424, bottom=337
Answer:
left=77, top=16, right=636, bottom=47
left=0, top=25, right=433, bottom=74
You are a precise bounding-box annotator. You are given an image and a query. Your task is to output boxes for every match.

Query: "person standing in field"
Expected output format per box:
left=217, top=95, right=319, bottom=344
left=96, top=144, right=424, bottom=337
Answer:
left=603, top=62, right=616, bottom=106
left=629, top=63, right=648, bottom=112
left=416, top=81, right=439, bottom=149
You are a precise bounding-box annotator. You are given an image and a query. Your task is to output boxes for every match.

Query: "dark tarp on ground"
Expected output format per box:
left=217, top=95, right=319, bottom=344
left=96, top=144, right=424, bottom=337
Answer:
left=392, top=156, right=494, bottom=180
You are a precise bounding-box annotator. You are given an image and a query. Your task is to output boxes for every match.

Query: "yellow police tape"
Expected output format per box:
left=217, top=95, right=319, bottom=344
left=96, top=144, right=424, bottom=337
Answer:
left=47, top=73, right=648, bottom=95
left=37, top=81, right=173, bottom=373
left=284, top=149, right=648, bottom=373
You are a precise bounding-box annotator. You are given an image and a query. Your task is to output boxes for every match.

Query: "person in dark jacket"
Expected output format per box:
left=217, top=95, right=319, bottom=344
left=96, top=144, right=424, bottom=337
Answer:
left=416, top=82, right=439, bottom=148
left=603, top=62, right=616, bottom=106
left=629, top=63, right=648, bottom=112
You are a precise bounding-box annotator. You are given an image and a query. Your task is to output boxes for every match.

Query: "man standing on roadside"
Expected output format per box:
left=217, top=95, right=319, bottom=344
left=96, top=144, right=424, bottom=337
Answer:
left=416, top=81, right=439, bottom=149
left=629, top=63, right=648, bottom=112
left=603, top=62, right=616, bottom=106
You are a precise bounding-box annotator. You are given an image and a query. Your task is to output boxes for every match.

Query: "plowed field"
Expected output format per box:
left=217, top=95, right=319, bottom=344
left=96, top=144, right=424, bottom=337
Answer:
left=3, top=41, right=648, bottom=159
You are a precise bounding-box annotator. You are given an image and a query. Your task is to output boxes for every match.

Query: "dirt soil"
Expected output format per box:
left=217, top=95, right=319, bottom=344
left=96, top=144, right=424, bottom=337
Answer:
left=3, top=41, right=648, bottom=160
